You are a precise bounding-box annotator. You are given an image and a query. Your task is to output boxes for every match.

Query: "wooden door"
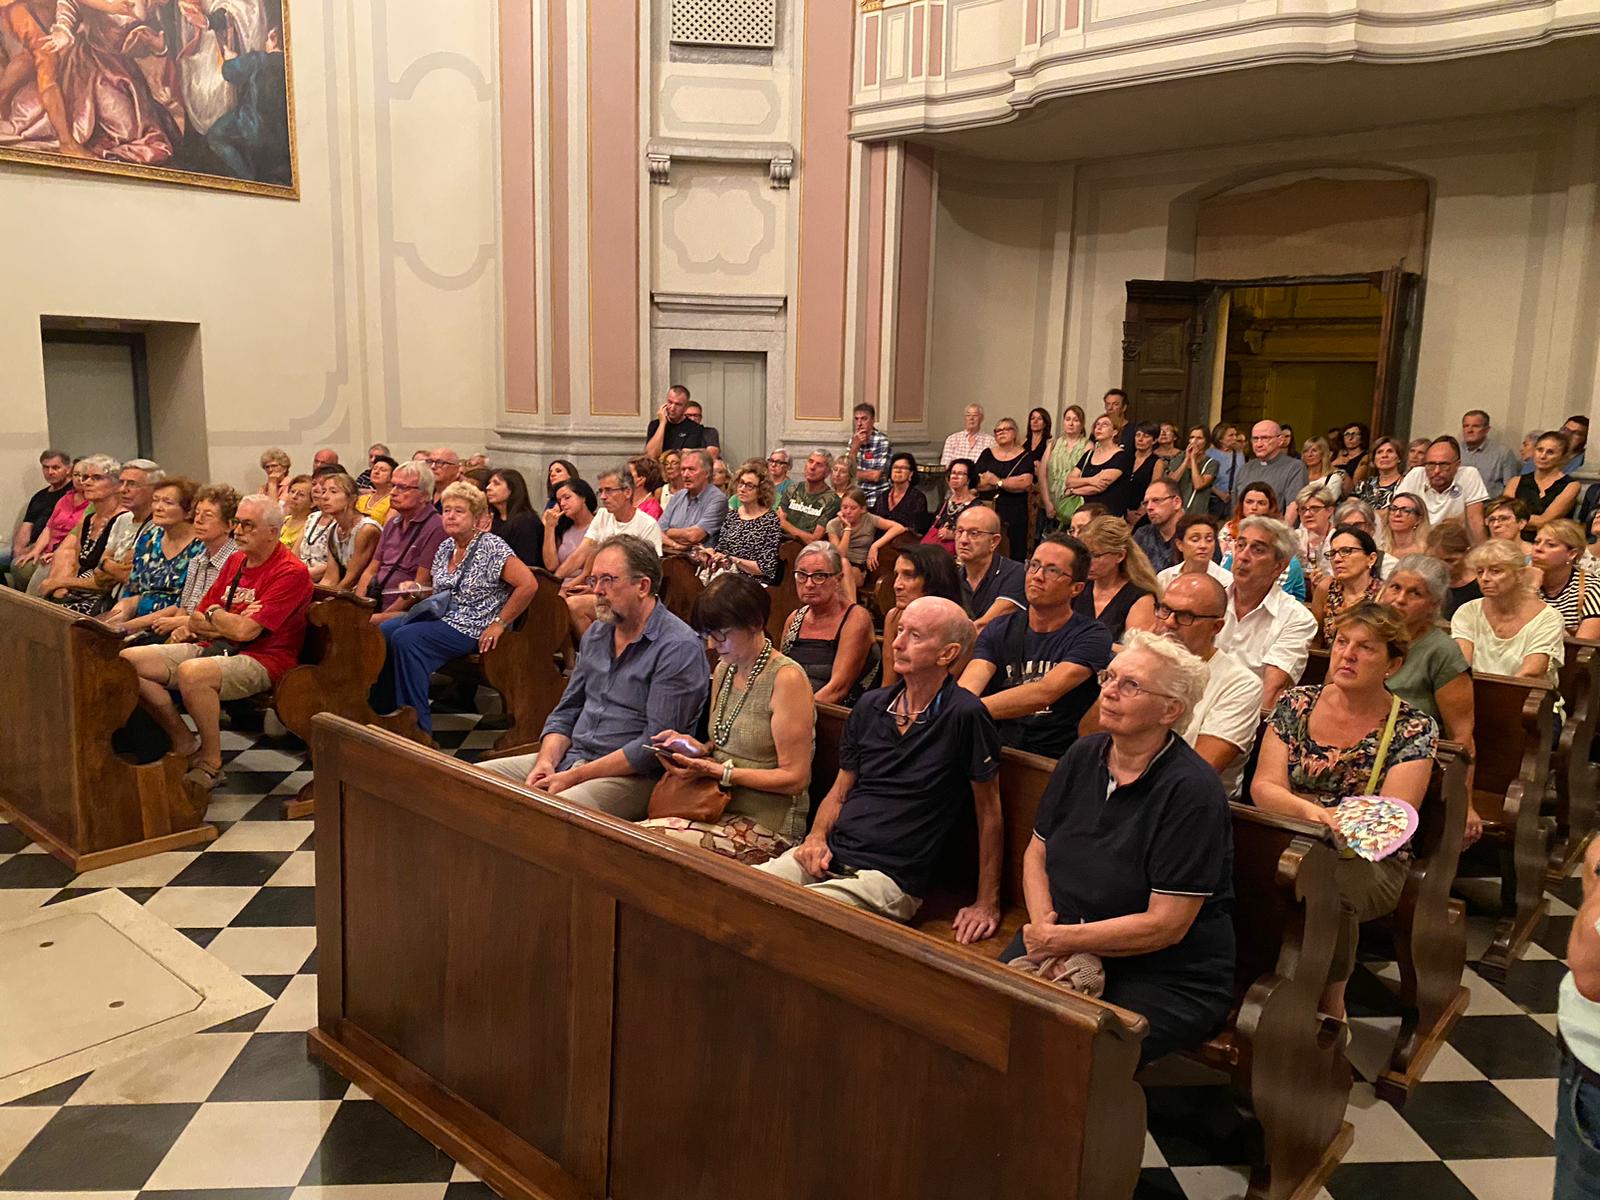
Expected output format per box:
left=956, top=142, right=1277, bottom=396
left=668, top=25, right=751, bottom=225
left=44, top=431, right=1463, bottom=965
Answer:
left=668, top=349, right=767, bottom=465
left=1121, top=281, right=1217, bottom=432
left=1372, top=266, right=1423, bottom=439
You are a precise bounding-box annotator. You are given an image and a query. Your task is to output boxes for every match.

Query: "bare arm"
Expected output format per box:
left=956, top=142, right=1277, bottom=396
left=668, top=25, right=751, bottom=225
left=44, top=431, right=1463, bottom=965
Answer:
left=1516, top=653, right=1552, bottom=679
left=973, top=596, right=1022, bottom=632
left=1021, top=835, right=1053, bottom=926
left=1250, top=727, right=1340, bottom=827
left=1191, top=734, right=1244, bottom=777
left=979, top=661, right=1092, bottom=722
left=1569, top=837, right=1600, bottom=1000
left=708, top=665, right=815, bottom=796
left=793, top=767, right=857, bottom=875
left=814, top=607, right=872, bottom=705
left=957, top=657, right=997, bottom=697
left=644, top=407, right=668, bottom=458
left=1071, top=466, right=1123, bottom=497
left=881, top=607, right=903, bottom=689
left=1465, top=500, right=1487, bottom=545
left=953, top=778, right=1003, bottom=944
left=333, top=524, right=382, bottom=591
left=1260, top=665, right=1295, bottom=713
left=1026, top=893, right=1205, bottom=959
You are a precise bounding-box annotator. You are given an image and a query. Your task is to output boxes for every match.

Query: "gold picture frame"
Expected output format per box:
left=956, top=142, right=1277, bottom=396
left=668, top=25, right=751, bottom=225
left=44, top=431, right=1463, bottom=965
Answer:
left=0, top=0, right=299, bottom=199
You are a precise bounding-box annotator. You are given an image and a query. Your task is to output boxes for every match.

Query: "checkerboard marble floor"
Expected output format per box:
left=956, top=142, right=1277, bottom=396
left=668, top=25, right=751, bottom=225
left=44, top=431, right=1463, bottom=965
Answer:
left=0, top=707, right=1575, bottom=1200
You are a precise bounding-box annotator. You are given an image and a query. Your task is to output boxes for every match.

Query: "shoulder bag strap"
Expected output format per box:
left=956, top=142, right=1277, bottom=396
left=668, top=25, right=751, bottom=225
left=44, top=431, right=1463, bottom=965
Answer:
left=782, top=605, right=807, bottom=653
left=1363, top=695, right=1403, bottom=796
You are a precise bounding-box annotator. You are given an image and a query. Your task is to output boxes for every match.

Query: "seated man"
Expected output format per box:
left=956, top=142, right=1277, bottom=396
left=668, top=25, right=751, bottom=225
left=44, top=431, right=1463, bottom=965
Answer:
left=1215, top=516, right=1317, bottom=712
left=758, top=596, right=1002, bottom=945
left=122, top=495, right=314, bottom=791
left=1000, top=631, right=1235, bottom=1065
left=480, top=535, right=709, bottom=816
left=777, top=450, right=842, bottom=544
left=357, top=461, right=447, bottom=621
left=958, top=532, right=1112, bottom=759
left=659, top=449, right=725, bottom=553
left=565, top=465, right=663, bottom=638
left=954, top=505, right=1025, bottom=630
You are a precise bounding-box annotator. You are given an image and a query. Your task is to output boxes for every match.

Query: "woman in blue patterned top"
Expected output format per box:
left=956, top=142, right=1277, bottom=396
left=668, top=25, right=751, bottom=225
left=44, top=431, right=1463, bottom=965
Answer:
left=102, top=477, right=206, bottom=625
left=372, top=481, right=540, bottom=733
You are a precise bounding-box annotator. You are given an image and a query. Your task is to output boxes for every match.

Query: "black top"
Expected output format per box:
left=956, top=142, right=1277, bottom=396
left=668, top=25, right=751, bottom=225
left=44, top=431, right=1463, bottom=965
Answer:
left=974, top=448, right=1033, bottom=522
left=960, top=555, right=1026, bottom=621
left=829, top=676, right=1002, bottom=896
left=1125, top=452, right=1160, bottom=514
left=1074, top=580, right=1153, bottom=642
left=783, top=603, right=875, bottom=704
left=972, top=610, right=1113, bottom=758
left=872, top=484, right=928, bottom=532
left=646, top=417, right=717, bottom=454
left=491, top=511, right=544, bottom=571
left=1513, top=471, right=1577, bottom=541
left=1079, top=447, right=1134, bottom=518
left=22, top=483, right=67, bottom=538
left=1445, top=579, right=1483, bottom=618
left=1034, top=733, right=1235, bottom=984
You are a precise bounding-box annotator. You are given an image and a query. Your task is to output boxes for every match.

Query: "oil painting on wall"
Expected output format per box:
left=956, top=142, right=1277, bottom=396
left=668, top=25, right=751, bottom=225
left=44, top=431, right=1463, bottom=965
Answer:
left=0, top=0, right=295, bottom=196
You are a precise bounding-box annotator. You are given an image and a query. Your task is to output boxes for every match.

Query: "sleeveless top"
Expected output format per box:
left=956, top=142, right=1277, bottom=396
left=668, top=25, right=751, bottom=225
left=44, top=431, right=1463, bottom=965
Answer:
left=329, top=515, right=383, bottom=575
left=1514, top=471, right=1576, bottom=541
left=1072, top=580, right=1150, bottom=642
left=1045, top=436, right=1091, bottom=519
left=710, top=653, right=811, bottom=841
left=1322, top=574, right=1384, bottom=642
left=52, top=509, right=120, bottom=615
left=781, top=603, right=878, bottom=704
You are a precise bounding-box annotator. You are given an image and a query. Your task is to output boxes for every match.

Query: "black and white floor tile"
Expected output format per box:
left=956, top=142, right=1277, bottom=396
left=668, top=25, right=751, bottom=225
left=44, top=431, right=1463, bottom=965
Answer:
left=0, top=709, right=1574, bottom=1199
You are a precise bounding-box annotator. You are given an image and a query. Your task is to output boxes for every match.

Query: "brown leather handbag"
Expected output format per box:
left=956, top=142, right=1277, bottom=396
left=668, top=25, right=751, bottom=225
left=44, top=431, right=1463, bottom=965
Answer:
left=647, top=764, right=730, bottom=822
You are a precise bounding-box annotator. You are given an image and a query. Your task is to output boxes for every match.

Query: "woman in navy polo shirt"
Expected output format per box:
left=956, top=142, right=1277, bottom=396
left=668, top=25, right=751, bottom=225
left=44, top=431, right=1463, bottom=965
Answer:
left=999, top=631, right=1235, bottom=1064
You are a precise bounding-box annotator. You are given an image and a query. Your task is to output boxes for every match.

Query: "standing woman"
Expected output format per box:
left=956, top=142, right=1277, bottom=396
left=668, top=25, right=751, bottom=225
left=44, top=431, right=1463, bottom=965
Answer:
left=1172, top=425, right=1219, bottom=514
left=1074, top=515, right=1159, bottom=640
left=486, top=468, right=543, bottom=568
left=1064, top=414, right=1133, bottom=519
left=974, top=417, right=1036, bottom=555
left=628, top=455, right=665, bottom=519
left=1356, top=437, right=1407, bottom=511
left=546, top=459, right=579, bottom=509
left=1508, top=430, right=1581, bottom=540
left=880, top=543, right=964, bottom=689
left=1124, top=423, right=1165, bottom=518
left=1332, top=423, right=1370, bottom=478
left=1301, top=436, right=1345, bottom=500
left=1040, top=404, right=1091, bottom=532
left=356, top=456, right=398, bottom=525
left=372, top=482, right=538, bottom=734
left=873, top=452, right=929, bottom=532
left=259, top=449, right=292, bottom=504
left=1530, top=520, right=1600, bottom=639
left=320, top=473, right=384, bottom=591
left=1023, top=407, right=1053, bottom=473
left=924, top=459, right=980, bottom=553
left=544, top=478, right=598, bottom=585
left=1312, top=527, right=1384, bottom=645
left=1381, top=492, right=1431, bottom=558
left=1451, top=537, right=1565, bottom=688
left=1154, top=422, right=1182, bottom=475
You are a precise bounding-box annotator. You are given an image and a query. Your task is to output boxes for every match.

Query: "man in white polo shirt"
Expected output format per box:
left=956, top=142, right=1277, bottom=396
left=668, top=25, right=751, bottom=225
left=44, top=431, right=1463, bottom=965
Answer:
left=1395, top=435, right=1488, bottom=544
left=565, top=464, right=662, bottom=636
left=1214, top=516, right=1317, bottom=713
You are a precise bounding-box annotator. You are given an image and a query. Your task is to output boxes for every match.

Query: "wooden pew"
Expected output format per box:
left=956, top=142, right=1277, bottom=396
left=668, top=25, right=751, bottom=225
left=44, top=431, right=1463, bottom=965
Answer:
left=1548, top=638, right=1600, bottom=887
left=812, top=703, right=1352, bottom=1200
left=658, top=552, right=703, bottom=625
left=0, top=587, right=210, bottom=870
left=309, top=715, right=1150, bottom=1200
left=766, top=539, right=804, bottom=644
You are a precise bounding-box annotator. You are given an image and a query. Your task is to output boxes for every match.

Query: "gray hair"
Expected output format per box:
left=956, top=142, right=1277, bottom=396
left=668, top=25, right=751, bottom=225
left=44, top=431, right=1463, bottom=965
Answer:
left=1120, top=629, right=1210, bottom=724
left=79, top=453, right=121, bottom=477
left=594, top=534, right=662, bottom=594
left=1238, top=515, right=1296, bottom=563
left=237, top=494, right=285, bottom=531
left=796, top=540, right=843, bottom=573
left=806, top=448, right=835, bottom=467
left=393, top=459, right=435, bottom=496
left=1333, top=497, right=1376, bottom=528
left=1389, top=554, right=1449, bottom=610
left=680, top=448, right=711, bottom=471
left=597, top=464, right=629, bottom=488
left=122, top=458, right=165, bottom=485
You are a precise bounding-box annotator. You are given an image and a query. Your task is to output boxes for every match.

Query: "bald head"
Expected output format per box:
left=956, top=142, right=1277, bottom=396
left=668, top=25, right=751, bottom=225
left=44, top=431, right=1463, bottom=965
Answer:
left=896, top=596, right=976, bottom=678
left=1154, top=572, right=1228, bottom=656
left=1250, top=421, right=1283, bottom=462
left=953, top=504, right=1003, bottom=567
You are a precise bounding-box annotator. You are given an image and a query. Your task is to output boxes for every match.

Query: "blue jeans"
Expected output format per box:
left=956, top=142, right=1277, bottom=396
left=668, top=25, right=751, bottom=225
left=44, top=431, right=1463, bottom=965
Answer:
left=371, top=618, right=478, bottom=733
left=1557, top=1056, right=1600, bottom=1200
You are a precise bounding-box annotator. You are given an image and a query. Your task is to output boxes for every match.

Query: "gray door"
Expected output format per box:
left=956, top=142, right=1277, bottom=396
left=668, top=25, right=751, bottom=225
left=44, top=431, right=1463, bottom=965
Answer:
left=668, top=350, right=766, bottom=466
left=43, top=338, right=146, bottom=462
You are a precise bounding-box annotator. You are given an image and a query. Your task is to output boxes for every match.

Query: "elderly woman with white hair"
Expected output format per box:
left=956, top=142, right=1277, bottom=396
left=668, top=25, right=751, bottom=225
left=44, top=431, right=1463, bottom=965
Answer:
left=1452, top=536, right=1566, bottom=688
left=999, top=630, right=1236, bottom=1064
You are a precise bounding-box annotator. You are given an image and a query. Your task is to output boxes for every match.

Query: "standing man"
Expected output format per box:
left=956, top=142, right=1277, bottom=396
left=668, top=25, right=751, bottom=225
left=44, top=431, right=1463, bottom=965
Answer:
left=1396, top=435, right=1489, bottom=543
left=941, top=404, right=997, bottom=467
left=644, top=385, right=719, bottom=459
left=4, top=447, right=71, bottom=587
left=357, top=462, right=447, bottom=621
left=1235, top=421, right=1308, bottom=521
left=777, top=450, right=841, bottom=543
left=1133, top=479, right=1185, bottom=572
left=682, top=400, right=722, bottom=459
left=659, top=449, right=725, bottom=552
left=954, top=507, right=1026, bottom=631
left=312, top=448, right=341, bottom=472
left=1564, top=415, right=1590, bottom=474
left=565, top=466, right=664, bottom=637
left=849, top=403, right=892, bottom=506
left=1460, top=411, right=1520, bottom=496
left=1557, top=836, right=1600, bottom=1198
left=355, top=443, right=392, bottom=491
left=427, top=448, right=461, bottom=509
left=959, top=533, right=1112, bottom=759
left=1214, top=517, right=1317, bottom=713
left=480, top=536, right=709, bottom=817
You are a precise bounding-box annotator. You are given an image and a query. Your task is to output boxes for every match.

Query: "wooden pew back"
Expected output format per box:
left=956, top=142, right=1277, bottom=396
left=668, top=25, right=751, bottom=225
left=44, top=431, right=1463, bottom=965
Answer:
left=659, top=553, right=703, bottom=625
left=310, top=716, right=1148, bottom=1200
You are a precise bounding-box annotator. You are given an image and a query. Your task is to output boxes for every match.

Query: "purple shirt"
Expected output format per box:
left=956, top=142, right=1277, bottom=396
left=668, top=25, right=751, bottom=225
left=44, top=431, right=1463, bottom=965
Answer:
left=370, top=506, right=447, bottom=602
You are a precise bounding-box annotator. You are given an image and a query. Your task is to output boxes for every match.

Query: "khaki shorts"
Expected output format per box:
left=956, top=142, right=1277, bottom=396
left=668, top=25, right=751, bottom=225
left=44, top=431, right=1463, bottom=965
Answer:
left=146, top=643, right=274, bottom=701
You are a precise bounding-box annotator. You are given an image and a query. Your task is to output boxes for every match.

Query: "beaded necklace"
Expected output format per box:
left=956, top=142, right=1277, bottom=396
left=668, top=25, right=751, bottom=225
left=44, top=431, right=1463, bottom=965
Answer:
left=711, top=638, right=773, bottom=746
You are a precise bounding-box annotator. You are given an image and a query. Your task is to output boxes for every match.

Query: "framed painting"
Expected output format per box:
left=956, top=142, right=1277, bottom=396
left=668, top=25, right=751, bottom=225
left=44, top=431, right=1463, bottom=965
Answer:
left=0, top=0, right=297, bottom=198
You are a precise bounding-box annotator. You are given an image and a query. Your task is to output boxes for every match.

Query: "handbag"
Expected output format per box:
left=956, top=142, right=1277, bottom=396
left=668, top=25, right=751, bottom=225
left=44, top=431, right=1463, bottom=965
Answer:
left=647, top=768, right=730, bottom=822
left=387, top=534, right=485, bottom=628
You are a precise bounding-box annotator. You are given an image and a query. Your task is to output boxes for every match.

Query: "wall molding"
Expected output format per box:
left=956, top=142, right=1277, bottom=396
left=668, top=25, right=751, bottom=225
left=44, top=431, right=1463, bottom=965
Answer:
left=646, top=138, right=796, bottom=187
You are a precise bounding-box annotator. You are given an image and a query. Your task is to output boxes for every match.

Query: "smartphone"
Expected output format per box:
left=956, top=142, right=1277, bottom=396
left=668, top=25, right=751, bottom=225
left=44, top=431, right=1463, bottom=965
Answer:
left=653, top=736, right=700, bottom=756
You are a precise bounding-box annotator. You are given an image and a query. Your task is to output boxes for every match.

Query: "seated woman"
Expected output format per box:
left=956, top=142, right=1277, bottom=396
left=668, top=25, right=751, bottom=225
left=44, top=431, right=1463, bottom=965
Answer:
left=1253, top=602, right=1439, bottom=1018
left=874, top=452, right=929, bottom=533
left=1068, top=502, right=1108, bottom=540
left=1381, top=491, right=1431, bottom=559
left=881, top=542, right=964, bottom=689
left=1312, top=526, right=1384, bottom=645
left=1073, top=515, right=1158, bottom=641
left=291, top=476, right=336, bottom=573
left=644, top=573, right=816, bottom=863
left=1294, top=484, right=1338, bottom=581
left=706, top=460, right=782, bottom=586
left=486, top=467, right=543, bottom=568
left=923, top=458, right=979, bottom=552
left=999, top=631, right=1234, bottom=1064
left=122, top=486, right=242, bottom=640
left=277, top=475, right=314, bottom=549
left=1530, top=519, right=1600, bottom=639
left=657, top=450, right=682, bottom=509
left=1154, top=512, right=1232, bottom=591
left=825, top=487, right=908, bottom=604
left=259, top=447, right=292, bottom=504
left=712, top=457, right=733, bottom=496
left=544, top=477, right=598, bottom=590
left=371, top=482, right=539, bottom=734
left=1427, top=520, right=1481, bottom=617
left=101, top=477, right=205, bottom=628
left=356, top=455, right=398, bottom=525
left=829, top=454, right=856, bottom=498
left=628, top=454, right=665, bottom=519
left=38, top=453, right=126, bottom=616
left=1381, top=555, right=1481, bottom=848
left=1331, top=497, right=1391, bottom=579
left=1507, top=428, right=1581, bottom=539
left=1451, top=537, right=1566, bottom=688
left=1485, top=496, right=1531, bottom=545
left=318, top=473, right=384, bottom=591
left=1221, top=483, right=1308, bottom=601
left=779, top=541, right=878, bottom=705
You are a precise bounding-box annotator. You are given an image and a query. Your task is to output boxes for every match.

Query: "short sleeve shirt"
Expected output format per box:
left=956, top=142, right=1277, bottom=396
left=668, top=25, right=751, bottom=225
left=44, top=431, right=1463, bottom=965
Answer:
left=1450, top=599, right=1565, bottom=688
left=429, top=532, right=515, bottom=639
left=973, top=610, right=1113, bottom=758
left=1267, top=686, right=1437, bottom=804
left=371, top=507, right=448, bottom=594
left=828, top=677, right=1001, bottom=896
left=1385, top=627, right=1469, bottom=724
left=1033, top=733, right=1235, bottom=984
left=660, top=484, right=726, bottom=542
left=646, top=417, right=713, bottom=454
left=1397, top=465, right=1489, bottom=525
left=780, top=484, right=841, bottom=533
left=21, top=484, right=67, bottom=538
left=197, top=545, right=314, bottom=682
left=585, top=505, right=663, bottom=552
left=1134, top=522, right=1181, bottom=573
left=178, top=538, right=239, bottom=613
left=960, top=555, right=1026, bottom=620
left=1183, top=649, right=1265, bottom=799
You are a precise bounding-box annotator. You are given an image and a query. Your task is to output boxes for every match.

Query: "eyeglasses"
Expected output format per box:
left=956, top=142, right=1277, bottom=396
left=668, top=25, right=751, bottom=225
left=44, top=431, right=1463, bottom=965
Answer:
left=767, top=457, right=789, bottom=466
left=1302, top=503, right=1329, bottom=514
left=1096, top=669, right=1177, bottom=701
left=794, top=570, right=839, bottom=584
left=585, top=573, right=625, bottom=590
left=391, top=483, right=420, bottom=493
left=231, top=519, right=259, bottom=533
left=1024, top=560, right=1071, bottom=581
left=596, top=485, right=626, bottom=496
left=81, top=473, right=110, bottom=483
left=954, top=528, right=995, bottom=541
left=426, top=458, right=458, bottom=468
left=1328, top=546, right=1370, bottom=559
left=1154, top=603, right=1224, bottom=626
left=1391, top=505, right=1421, bottom=518
left=736, top=478, right=757, bottom=489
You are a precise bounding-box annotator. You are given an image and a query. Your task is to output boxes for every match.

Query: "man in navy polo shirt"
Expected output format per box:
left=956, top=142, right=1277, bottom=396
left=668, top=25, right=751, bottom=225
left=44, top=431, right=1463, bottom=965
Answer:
left=757, top=596, right=1003, bottom=945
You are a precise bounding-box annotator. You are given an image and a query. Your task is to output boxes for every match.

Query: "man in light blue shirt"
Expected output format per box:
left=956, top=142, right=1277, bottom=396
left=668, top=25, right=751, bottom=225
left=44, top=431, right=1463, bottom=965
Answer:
left=659, top=448, right=725, bottom=553
left=1460, top=409, right=1523, bottom=497
left=1558, top=836, right=1600, bottom=1198
left=480, top=536, right=708, bottom=817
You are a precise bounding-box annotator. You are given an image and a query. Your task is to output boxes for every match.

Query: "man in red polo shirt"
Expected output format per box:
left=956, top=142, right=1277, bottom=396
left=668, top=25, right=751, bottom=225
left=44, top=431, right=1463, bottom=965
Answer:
left=122, top=493, right=313, bottom=792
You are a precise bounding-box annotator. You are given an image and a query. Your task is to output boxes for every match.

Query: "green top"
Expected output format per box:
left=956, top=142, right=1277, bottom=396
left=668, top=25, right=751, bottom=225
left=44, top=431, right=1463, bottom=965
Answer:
left=1386, top=626, right=1468, bottom=723
left=1045, top=436, right=1092, bottom=518
left=712, top=654, right=811, bottom=842
left=780, top=483, right=841, bottom=533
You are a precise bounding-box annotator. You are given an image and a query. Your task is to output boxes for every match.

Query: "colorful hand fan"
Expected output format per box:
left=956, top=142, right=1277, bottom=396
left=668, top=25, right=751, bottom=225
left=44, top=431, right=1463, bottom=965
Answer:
left=1333, top=796, right=1419, bottom=862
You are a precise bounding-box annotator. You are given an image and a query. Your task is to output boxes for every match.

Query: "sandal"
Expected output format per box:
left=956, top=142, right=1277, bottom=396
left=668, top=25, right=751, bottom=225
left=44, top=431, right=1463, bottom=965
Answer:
left=183, top=762, right=227, bottom=792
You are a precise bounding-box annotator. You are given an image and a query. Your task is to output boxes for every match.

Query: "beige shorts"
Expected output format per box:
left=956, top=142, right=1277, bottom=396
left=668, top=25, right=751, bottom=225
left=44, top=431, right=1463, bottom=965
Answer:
left=146, top=643, right=274, bottom=701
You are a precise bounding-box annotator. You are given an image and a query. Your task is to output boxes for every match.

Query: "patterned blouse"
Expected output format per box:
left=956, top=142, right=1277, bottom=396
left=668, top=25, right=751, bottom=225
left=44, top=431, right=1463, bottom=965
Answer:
left=1269, top=685, right=1437, bottom=805
left=1321, top=574, right=1384, bottom=642
left=716, top=508, right=782, bottom=585
left=130, top=526, right=207, bottom=616
left=178, top=539, right=241, bottom=613
left=429, top=532, right=515, bottom=639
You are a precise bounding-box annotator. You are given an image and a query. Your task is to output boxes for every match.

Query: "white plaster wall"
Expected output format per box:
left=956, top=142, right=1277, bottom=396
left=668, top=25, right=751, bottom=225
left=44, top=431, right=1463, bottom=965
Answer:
left=0, top=0, right=502, bottom=525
